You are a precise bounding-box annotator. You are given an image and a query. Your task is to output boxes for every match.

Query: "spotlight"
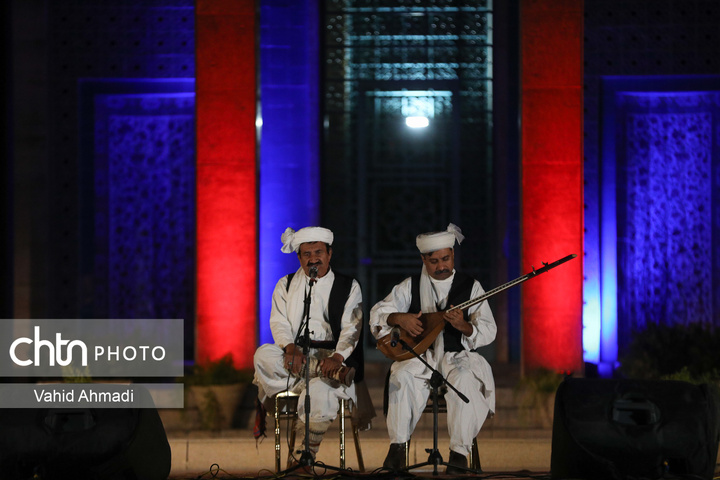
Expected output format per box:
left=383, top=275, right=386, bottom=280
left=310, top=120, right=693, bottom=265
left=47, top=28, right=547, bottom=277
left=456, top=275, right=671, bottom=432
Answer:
left=405, top=116, right=429, bottom=128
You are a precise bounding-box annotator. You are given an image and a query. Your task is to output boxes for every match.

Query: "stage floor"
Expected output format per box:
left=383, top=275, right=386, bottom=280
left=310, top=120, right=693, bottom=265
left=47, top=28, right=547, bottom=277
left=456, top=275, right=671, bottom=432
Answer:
left=168, top=466, right=553, bottom=480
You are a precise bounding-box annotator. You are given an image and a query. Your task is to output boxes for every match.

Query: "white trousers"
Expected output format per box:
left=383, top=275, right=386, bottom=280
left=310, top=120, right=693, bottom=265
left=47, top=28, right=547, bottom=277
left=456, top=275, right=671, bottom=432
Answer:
left=253, top=343, right=355, bottom=425
left=385, top=353, right=491, bottom=457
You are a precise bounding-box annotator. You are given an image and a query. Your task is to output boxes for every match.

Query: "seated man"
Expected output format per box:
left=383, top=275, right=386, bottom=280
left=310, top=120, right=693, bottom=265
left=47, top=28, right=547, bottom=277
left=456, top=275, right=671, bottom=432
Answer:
left=253, top=226, right=363, bottom=462
left=370, top=224, right=496, bottom=474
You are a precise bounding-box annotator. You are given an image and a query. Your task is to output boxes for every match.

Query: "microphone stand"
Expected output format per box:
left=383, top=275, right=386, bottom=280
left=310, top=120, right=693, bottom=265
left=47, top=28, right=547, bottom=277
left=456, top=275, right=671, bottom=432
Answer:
left=395, top=336, right=480, bottom=476
left=283, top=268, right=348, bottom=475
left=292, top=272, right=316, bottom=470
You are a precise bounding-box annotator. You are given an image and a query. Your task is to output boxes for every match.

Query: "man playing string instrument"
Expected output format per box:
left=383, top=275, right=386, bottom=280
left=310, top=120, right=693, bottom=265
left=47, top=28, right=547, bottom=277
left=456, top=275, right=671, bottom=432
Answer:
left=369, top=224, right=496, bottom=474
left=253, top=226, right=364, bottom=461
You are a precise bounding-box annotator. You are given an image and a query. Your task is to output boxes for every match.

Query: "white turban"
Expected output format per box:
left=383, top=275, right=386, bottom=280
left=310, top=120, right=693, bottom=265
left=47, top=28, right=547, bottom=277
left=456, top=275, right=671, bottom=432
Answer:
left=281, top=226, right=334, bottom=253
left=416, top=223, right=465, bottom=253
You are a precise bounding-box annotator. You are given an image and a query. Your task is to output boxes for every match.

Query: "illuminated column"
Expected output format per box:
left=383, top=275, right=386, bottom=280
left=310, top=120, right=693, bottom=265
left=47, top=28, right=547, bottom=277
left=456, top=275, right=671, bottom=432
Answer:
left=520, top=0, right=584, bottom=373
left=258, top=0, right=320, bottom=345
left=195, top=0, right=257, bottom=368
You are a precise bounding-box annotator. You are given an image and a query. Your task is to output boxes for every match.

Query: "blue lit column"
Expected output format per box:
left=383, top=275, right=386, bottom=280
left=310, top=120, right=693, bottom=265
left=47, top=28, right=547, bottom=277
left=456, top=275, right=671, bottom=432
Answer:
left=258, top=0, right=320, bottom=344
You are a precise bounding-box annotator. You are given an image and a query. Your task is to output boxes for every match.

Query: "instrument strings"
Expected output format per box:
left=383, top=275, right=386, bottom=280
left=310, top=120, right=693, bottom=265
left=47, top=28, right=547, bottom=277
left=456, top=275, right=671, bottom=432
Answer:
left=447, top=273, right=531, bottom=312
left=447, top=254, right=577, bottom=313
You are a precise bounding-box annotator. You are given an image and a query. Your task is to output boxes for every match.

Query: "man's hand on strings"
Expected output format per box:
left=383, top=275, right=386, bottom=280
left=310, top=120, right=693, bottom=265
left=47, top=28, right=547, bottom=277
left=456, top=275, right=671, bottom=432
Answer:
left=389, top=312, right=424, bottom=337
left=444, top=306, right=472, bottom=336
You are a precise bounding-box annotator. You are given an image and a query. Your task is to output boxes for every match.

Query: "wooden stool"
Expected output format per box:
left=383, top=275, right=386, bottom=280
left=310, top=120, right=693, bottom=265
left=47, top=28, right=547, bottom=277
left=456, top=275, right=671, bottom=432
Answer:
left=274, top=391, right=365, bottom=472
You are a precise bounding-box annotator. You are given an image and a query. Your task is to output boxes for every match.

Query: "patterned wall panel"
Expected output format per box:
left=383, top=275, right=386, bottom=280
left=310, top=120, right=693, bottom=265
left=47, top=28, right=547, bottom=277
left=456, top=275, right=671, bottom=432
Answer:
left=322, top=1, right=494, bottom=349
left=93, top=93, right=195, bottom=323
left=616, top=93, right=719, bottom=341
left=45, top=0, right=195, bottom=320
left=584, top=0, right=720, bottom=354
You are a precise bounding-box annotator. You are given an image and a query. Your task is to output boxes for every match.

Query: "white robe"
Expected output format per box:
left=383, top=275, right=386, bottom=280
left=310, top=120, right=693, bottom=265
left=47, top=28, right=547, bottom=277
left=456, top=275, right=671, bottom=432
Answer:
left=254, top=267, right=363, bottom=424
left=369, top=267, right=496, bottom=456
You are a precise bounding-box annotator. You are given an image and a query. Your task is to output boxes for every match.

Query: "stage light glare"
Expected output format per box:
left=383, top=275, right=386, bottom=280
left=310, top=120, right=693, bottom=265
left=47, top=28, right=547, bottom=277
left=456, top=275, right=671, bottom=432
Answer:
left=405, top=116, right=429, bottom=128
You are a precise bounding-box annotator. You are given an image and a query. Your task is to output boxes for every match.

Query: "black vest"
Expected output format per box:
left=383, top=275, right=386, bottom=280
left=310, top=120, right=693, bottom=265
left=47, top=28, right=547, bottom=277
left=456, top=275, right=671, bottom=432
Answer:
left=408, top=272, right=474, bottom=352
left=286, top=271, right=364, bottom=382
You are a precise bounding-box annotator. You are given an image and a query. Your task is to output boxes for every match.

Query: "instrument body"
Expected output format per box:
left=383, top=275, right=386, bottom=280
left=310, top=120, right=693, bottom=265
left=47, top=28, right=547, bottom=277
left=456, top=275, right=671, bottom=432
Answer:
left=376, top=254, right=577, bottom=361
left=376, top=311, right=446, bottom=361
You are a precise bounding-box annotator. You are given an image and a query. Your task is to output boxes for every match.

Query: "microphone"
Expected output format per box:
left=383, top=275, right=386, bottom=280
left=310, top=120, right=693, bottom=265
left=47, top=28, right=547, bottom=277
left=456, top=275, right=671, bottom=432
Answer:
left=390, top=327, right=401, bottom=348
left=309, top=266, right=318, bottom=283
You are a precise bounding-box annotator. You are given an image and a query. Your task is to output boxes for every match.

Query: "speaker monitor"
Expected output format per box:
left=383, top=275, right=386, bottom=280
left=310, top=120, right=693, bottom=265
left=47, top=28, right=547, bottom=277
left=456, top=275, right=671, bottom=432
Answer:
left=0, top=386, right=171, bottom=480
left=551, top=377, right=720, bottom=480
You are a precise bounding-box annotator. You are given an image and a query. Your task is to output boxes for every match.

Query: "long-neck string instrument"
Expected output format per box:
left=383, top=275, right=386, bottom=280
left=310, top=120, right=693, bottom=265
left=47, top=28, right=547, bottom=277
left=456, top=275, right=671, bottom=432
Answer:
left=376, top=253, right=578, bottom=361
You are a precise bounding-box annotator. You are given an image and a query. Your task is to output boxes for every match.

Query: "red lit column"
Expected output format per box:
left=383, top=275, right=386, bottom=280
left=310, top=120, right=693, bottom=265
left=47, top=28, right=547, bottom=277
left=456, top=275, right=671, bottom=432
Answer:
left=195, top=0, right=257, bottom=368
left=520, top=0, right=584, bottom=373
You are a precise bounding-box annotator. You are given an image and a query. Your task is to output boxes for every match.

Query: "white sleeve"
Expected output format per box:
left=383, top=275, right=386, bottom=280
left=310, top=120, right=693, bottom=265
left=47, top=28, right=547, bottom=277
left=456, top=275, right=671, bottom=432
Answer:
left=333, top=279, right=363, bottom=361
left=369, top=277, right=413, bottom=339
left=268, top=276, right=295, bottom=349
left=461, top=280, right=497, bottom=350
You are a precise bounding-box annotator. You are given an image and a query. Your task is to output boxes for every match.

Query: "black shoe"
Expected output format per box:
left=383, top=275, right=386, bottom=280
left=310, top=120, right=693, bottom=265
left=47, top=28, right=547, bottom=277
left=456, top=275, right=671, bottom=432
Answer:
left=382, top=443, right=406, bottom=471
left=445, top=450, right=468, bottom=475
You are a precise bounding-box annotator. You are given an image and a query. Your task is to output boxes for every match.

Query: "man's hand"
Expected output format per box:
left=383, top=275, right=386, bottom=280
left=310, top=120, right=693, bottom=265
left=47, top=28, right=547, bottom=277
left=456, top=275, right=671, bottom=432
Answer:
left=319, top=353, right=344, bottom=378
left=389, top=312, right=424, bottom=337
left=444, top=306, right=472, bottom=336
left=283, top=343, right=306, bottom=374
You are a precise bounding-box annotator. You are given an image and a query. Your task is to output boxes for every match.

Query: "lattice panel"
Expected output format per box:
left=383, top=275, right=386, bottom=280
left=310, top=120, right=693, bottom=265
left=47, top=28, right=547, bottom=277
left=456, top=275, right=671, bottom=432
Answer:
left=94, top=94, right=195, bottom=322
left=322, top=1, right=494, bottom=319
left=46, top=0, right=194, bottom=318
left=583, top=0, right=720, bottom=349
left=616, top=92, right=720, bottom=339
left=369, top=180, right=449, bottom=257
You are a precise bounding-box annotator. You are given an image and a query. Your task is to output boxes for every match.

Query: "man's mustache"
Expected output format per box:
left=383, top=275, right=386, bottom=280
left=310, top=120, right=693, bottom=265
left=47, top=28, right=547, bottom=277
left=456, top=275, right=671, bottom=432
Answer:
left=434, top=269, right=451, bottom=275
left=307, top=261, right=323, bottom=267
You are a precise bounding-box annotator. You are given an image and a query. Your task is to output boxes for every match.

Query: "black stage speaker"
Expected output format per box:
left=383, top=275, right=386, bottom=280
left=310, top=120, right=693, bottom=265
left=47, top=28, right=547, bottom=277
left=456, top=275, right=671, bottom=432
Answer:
left=0, top=387, right=171, bottom=480
left=551, top=377, right=720, bottom=480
